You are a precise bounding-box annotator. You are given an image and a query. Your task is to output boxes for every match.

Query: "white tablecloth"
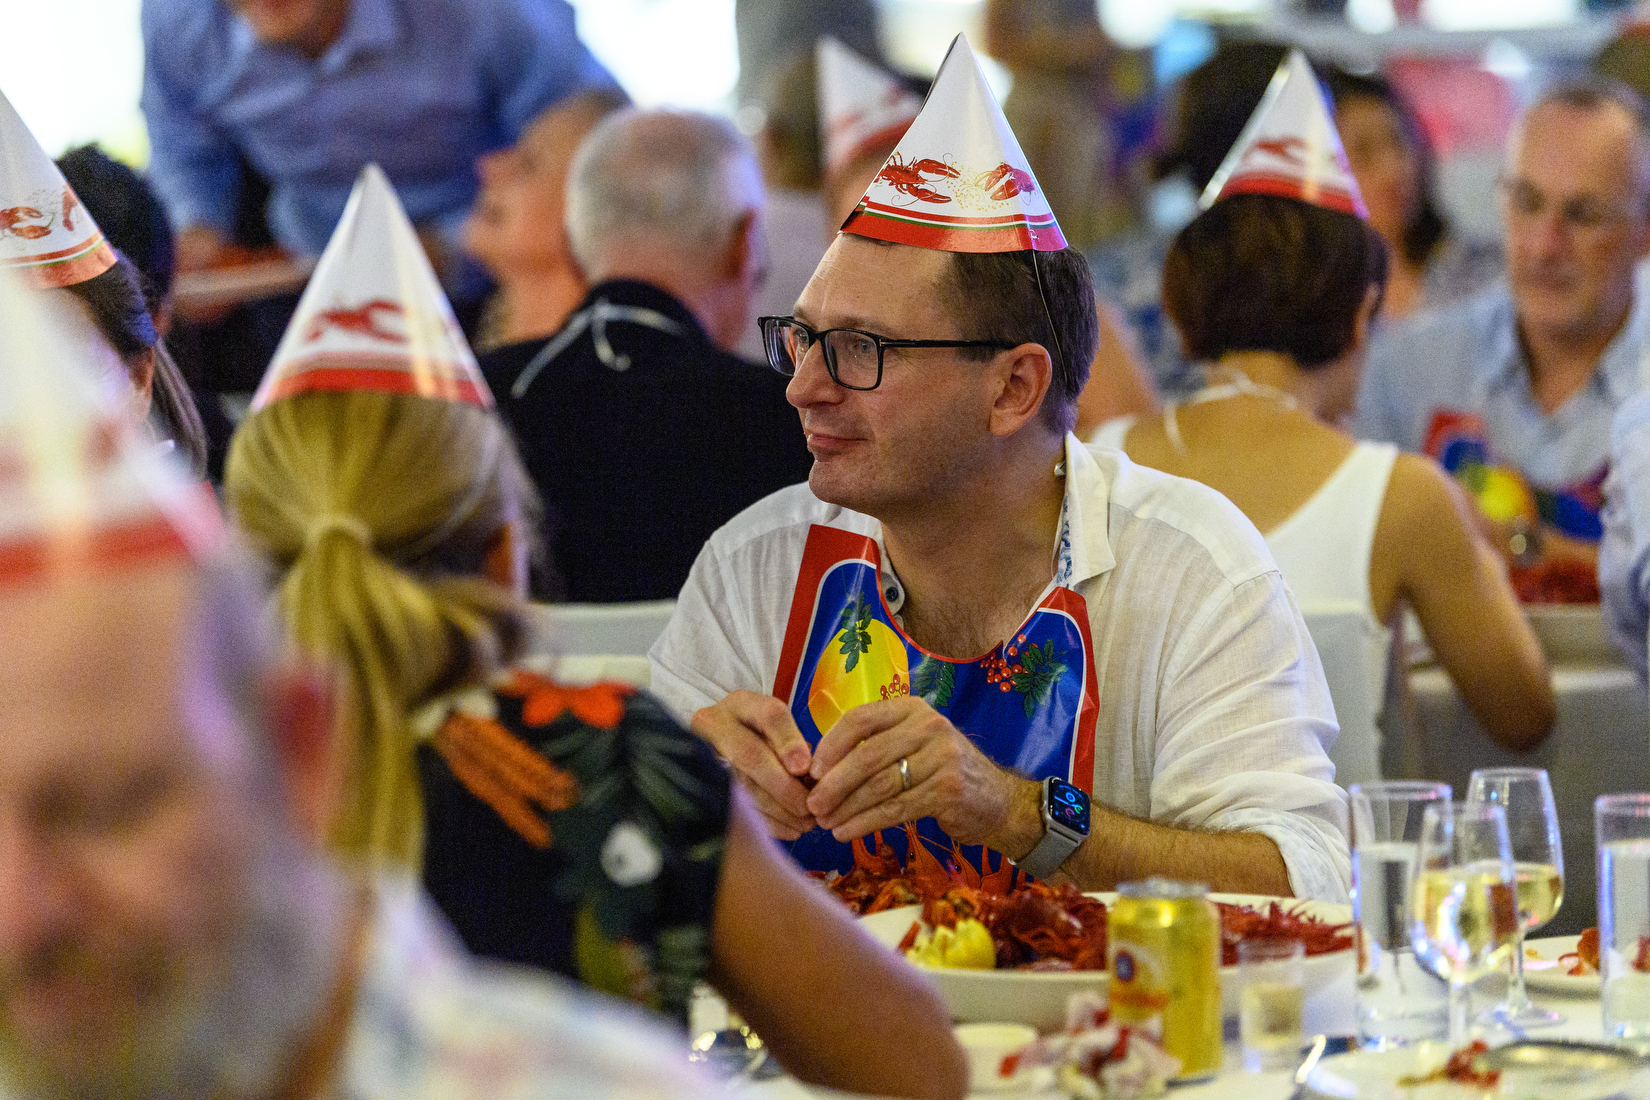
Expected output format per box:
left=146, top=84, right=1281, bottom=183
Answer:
left=743, top=944, right=1610, bottom=1100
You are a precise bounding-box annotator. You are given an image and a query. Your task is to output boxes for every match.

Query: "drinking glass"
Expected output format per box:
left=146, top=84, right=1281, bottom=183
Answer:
left=1597, top=794, right=1650, bottom=1041
left=1349, top=781, right=1451, bottom=1048
left=1239, top=938, right=1305, bottom=1071
left=1410, top=802, right=1519, bottom=1047
left=1467, top=767, right=1564, bottom=1028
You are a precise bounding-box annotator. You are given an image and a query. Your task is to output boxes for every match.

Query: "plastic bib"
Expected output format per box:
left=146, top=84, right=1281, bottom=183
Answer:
left=771, top=524, right=1097, bottom=875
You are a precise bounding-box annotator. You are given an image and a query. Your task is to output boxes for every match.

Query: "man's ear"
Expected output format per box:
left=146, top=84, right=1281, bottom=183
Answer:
left=723, top=209, right=768, bottom=289
left=988, top=343, right=1056, bottom=438
left=263, top=657, right=341, bottom=846
left=1350, top=283, right=1381, bottom=356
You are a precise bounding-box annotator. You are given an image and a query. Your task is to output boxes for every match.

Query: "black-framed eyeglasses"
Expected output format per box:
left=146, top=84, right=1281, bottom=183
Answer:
left=757, top=315, right=1017, bottom=391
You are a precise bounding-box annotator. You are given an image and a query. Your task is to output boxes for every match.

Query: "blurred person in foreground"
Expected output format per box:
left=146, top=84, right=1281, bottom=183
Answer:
left=0, top=273, right=726, bottom=1100
left=1092, top=52, right=1553, bottom=767
left=652, top=36, right=1350, bottom=903
left=225, top=166, right=968, bottom=1099
left=1088, top=39, right=1289, bottom=398
left=140, top=0, right=620, bottom=294
left=0, top=92, right=208, bottom=475
left=463, top=89, right=631, bottom=350
left=1352, top=79, right=1650, bottom=603
left=479, top=109, right=814, bottom=603
left=1323, top=68, right=1502, bottom=324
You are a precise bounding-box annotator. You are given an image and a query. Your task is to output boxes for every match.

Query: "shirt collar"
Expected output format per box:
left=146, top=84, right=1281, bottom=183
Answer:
left=319, top=0, right=400, bottom=75
left=1054, top=433, right=1116, bottom=588
left=1599, top=289, right=1650, bottom=405
left=1494, top=286, right=1650, bottom=404
left=579, top=280, right=710, bottom=344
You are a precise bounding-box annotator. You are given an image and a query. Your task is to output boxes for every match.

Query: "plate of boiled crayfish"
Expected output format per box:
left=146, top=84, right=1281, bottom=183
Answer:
left=1520, top=929, right=1633, bottom=997
left=833, top=835, right=1354, bottom=1030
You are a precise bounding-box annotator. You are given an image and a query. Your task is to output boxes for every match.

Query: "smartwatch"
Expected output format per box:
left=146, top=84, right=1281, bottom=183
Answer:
left=1011, top=776, right=1091, bottom=880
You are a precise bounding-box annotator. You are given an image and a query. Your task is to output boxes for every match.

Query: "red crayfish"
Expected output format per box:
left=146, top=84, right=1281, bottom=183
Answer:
left=1559, top=926, right=1650, bottom=976
left=875, top=154, right=959, bottom=203
left=1250, top=136, right=1308, bottom=165
left=61, top=187, right=81, bottom=234
left=304, top=298, right=407, bottom=344
left=0, top=206, right=51, bottom=241
left=976, top=162, right=1037, bottom=201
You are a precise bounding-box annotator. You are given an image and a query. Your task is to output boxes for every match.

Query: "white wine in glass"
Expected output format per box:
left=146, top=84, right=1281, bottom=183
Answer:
left=1514, top=861, right=1564, bottom=930
left=1411, top=802, right=1518, bottom=1047
left=1469, top=768, right=1565, bottom=1028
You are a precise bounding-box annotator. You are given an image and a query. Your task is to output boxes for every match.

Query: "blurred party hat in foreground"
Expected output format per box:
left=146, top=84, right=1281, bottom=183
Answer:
left=817, top=36, right=922, bottom=178
left=252, top=164, right=491, bottom=410
left=0, top=269, right=221, bottom=584
left=0, top=87, right=117, bottom=288
left=841, top=34, right=1065, bottom=252
left=1201, top=49, right=1367, bottom=218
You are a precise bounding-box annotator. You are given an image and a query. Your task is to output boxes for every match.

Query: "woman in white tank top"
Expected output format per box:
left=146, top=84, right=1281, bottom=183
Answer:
left=1091, top=193, right=1552, bottom=780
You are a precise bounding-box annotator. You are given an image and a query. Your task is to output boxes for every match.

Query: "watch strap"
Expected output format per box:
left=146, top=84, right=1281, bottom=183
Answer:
left=1015, top=820, right=1082, bottom=880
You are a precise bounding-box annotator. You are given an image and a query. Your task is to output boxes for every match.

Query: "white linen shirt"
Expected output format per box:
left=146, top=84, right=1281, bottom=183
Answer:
left=649, top=435, right=1351, bottom=903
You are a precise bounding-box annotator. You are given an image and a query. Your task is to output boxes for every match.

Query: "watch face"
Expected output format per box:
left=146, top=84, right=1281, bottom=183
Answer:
left=1047, top=778, right=1090, bottom=834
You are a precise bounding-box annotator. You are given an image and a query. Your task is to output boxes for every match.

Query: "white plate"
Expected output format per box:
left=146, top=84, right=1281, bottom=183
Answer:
left=1302, top=1041, right=1650, bottom=1099
left=857, top=892, right=1353, bottom=1031
left=1521, top=934, right=1599, bottom=996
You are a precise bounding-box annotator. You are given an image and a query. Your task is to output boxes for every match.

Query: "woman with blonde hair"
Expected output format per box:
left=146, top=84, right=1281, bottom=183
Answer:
left=225, top=386, right=966, bottom=1100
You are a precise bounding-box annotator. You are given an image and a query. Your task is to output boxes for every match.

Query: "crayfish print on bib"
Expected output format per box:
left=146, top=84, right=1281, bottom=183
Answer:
left=771, top=524, right=1098, bottom=876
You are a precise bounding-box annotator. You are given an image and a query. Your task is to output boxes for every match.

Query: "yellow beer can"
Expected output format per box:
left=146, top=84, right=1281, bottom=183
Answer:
left=1107, top=877, right=1222, bottom=1080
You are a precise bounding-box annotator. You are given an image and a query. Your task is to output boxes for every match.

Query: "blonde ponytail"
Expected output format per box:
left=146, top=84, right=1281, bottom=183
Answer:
left=224, top=390, right=535, bottom=868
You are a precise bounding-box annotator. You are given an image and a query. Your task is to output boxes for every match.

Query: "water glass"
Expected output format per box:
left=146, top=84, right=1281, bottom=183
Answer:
left=1349, top=781, right=1451, bottom=1048
left=1239, top=937, right=1305, bottom=1071
left=1410, top=802, right=1518, bottom=1047
left=1598, top=794, right=1650, bottom=1040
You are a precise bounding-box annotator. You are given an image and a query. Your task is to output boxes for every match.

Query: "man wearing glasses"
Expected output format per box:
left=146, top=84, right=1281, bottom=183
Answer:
left=1352, top=80, right=1650, bottom=586
left=650, top=37, right=1350, bottom=903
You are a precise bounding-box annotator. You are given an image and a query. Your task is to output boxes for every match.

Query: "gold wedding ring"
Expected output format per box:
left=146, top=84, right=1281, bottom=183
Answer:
left=898, top=756, right=911, bottom=792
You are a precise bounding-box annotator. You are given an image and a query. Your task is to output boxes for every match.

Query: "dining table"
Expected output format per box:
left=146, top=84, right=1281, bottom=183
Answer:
left=1389, top=605, right=1649, bottom=938
left=737, top=936, right=1618, bottom=1099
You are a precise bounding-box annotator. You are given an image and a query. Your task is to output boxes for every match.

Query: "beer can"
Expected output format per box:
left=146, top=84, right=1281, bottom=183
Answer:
left=1107, top=877, right=1222, bottom=1080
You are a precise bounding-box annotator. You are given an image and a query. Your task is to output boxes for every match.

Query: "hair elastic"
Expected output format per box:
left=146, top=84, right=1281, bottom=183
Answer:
left=305, top=512, right=373, bottom=550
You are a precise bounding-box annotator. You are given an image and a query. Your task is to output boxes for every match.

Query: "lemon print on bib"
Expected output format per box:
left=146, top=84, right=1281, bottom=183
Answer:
left=808, top=593, right=911, bottom=734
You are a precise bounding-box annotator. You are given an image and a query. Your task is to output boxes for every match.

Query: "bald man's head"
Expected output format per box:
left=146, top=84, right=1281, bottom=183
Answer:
left=566, top=109, right=767, bottom=279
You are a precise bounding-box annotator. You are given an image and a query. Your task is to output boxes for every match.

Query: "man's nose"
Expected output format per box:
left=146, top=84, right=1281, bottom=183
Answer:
left=1519, top=206, right=1572, bottom=260
left=785, top=341, right=842, bottom=410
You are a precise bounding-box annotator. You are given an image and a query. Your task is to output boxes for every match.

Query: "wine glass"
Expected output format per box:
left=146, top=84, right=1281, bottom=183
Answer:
left=1410, top=802, right=1519, bottom=1047
left=1468, top=767, right=1564, bottom=1028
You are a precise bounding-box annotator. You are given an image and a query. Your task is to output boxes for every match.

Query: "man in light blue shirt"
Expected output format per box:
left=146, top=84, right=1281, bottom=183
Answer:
left=1352, top=80, right=1650, bottom=580
left=141, top=0, right=619, bottom=272
left=1601, top=389, right=1650, bottom=676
